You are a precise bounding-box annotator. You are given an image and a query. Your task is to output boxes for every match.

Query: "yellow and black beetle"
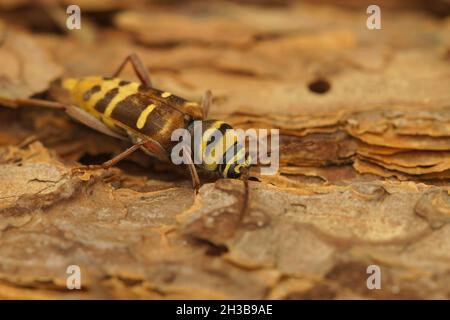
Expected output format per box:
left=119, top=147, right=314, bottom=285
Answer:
left=12, top=54, right=252, bottom=190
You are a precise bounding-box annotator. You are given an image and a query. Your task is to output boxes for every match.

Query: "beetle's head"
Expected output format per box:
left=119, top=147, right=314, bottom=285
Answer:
left=187, top=120, right=252, bottom=179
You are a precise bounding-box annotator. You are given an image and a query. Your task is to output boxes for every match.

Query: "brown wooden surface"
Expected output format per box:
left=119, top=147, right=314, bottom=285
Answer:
left=0, top=0, right=449, bottom=299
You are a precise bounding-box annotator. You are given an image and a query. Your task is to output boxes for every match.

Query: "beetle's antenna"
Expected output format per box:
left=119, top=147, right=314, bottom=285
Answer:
left=240, top=167, right=250, bottom=219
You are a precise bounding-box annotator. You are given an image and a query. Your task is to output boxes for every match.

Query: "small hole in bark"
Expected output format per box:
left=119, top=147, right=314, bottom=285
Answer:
left=78, top=153, right=112, bottom=165
left=192, top=238, right=229, bottom=256
left=308, top=78, right=331, bottom=94
left=205, top=244, right=229, bottom=256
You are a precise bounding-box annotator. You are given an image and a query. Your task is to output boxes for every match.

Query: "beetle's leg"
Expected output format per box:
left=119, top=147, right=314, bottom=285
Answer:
left=182, top=145, right=200, bottom=192
left=140, top=139, right=170, bottom=162
left=240, top=167, right=250, bottom=218
left=112, top=53, right=152, bottom=87
left=10, top=98, right=67, bottom=110
left=201, top=90, right=212, bottom=119
left=72, top=139, right=149, bottom=173
left=17, top=135, right=40, bottom=148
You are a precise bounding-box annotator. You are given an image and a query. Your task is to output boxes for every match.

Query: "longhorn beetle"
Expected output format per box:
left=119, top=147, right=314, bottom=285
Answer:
left=8, top=54, right=252, bottom=192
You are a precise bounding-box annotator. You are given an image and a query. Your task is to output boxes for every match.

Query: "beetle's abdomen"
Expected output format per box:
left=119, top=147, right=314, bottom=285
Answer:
left=63, top=76, right=140, bottom=128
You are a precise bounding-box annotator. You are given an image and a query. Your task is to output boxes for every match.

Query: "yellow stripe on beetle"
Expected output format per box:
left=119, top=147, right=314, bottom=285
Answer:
left=200, top=121, right=225, bottom=171
left=203, top=129, right=237, bottom=170
left=62, top=78, right=78, bottom=92
left=102, top=82, right=140, bottom=127
left=82, top=77, right=120, bottom=112
left=200, top=121, right=224, bottom=156
left=136, top=104, right=156, bottom=129
left=222, top=147, right=246, bottom=178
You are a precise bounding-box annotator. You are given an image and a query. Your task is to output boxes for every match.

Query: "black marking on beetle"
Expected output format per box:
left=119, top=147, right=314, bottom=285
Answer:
left=83, top=85, right=101, bottom=101
left=218, top=141, right=242, bottom=176
left=218, top=123, right=233, bottom=136
left=119, top=80, right=131, bottom=86
left=204, top=122, right=232, bottom=148
left=111, top=93, right=152, bottom=130
left=95, top=87, right=119, bottom=113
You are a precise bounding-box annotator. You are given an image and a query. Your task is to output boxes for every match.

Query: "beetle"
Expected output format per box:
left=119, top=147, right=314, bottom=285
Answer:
left=8, top=54, right=252, bottom=191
